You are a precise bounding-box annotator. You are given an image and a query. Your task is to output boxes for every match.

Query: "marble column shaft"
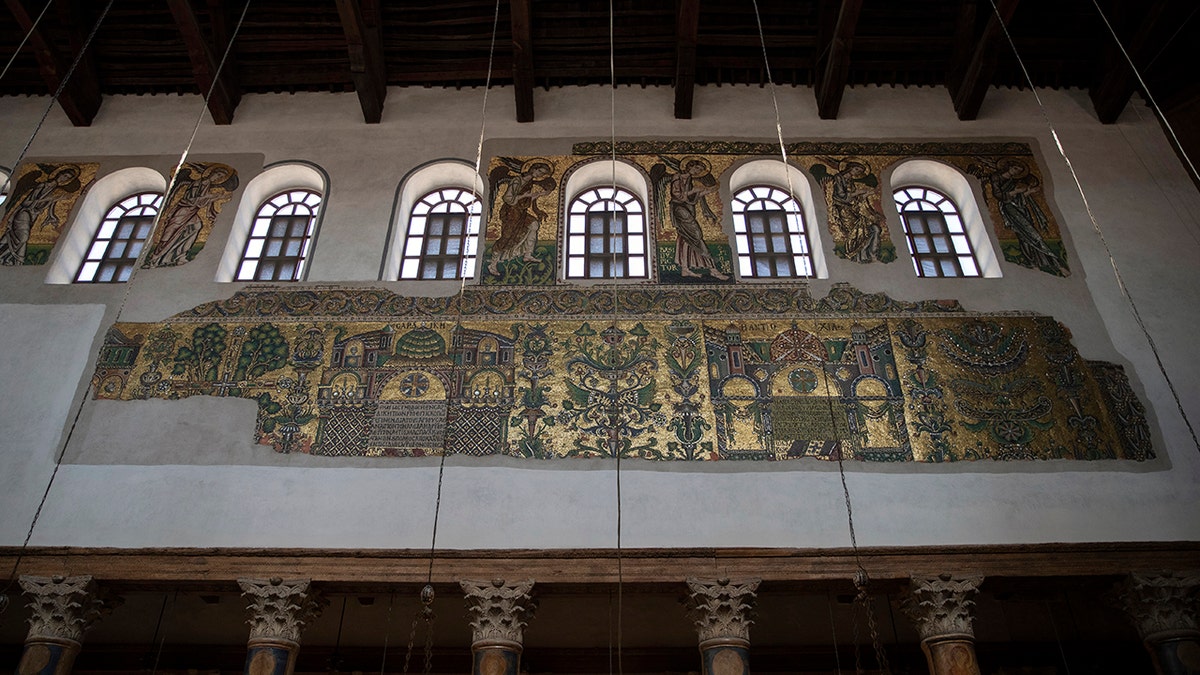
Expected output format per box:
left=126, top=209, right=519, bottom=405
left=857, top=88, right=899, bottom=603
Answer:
left=684, top=578, right=761, bottom=675
left=461, top=579, right=536, bottom=675
left=15, top=576, right=117, bottom=675
left=238, top=578, right=325, bottom=675
left=1115, top=571, right=1200, bottom=675
left=900, top=575, right=984, bottom=675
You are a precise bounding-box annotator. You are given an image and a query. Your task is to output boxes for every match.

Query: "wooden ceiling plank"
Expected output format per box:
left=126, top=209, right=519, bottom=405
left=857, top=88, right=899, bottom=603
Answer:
left=948, top=0, right=1020, bottom=121
left=672, top=0, right=700, bottom=119
left=1090, top=0, right=1172, bottom=124
left=814, top=0, right=863, bottom=120
left=335, top=0, right=387, bottom=123
left=4, top=0, right=101, bottom=126
left=510, top=0, right=535, bottom=123
left=166, top=0, right=240, bottom=125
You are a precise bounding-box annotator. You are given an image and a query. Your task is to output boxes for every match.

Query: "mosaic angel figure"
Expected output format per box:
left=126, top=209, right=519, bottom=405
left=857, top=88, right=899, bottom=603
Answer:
left=486, top=158, right=556, bottom=276
left=810, top=158, right=889, bottom=263
left=650, top=155, right=728, bottom=280
left=0, top=164, right=83, bottom=265
left=968, top=157, right=1066, bottom=275
left=144, top=163, right=239, bottom=267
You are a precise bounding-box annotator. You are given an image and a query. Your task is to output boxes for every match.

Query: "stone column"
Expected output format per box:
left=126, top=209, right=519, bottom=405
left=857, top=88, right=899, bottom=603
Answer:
left=238, top=578, right=325, bottom=675
left=899, top=575, right=984, bottom=675
left=460, top=579, right=536, bottom=675
left=684, top=578, right=761, bottom=675
left=15, top=576, right=117, bottom=675
left=1114, top=571, right=1200, bottom=675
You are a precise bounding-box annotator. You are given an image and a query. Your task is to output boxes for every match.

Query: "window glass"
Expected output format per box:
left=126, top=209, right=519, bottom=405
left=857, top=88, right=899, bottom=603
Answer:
left=75, top=192, right=163, bottom=283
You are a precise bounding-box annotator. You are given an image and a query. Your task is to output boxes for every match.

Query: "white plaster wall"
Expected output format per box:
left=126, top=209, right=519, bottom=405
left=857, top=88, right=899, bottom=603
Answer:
left=0, top=84, right=1197, bottom=550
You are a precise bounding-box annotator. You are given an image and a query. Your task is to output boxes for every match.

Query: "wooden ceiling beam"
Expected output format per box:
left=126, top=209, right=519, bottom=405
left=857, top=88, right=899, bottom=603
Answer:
left=510, top=0, right=535, bottom=123
left=167, top=0, right=241, bottom=125
left=672, top=0, right=701, bottom=119
left=4, top=0, right=101, bottom=126
left=1090, top=0, right=1177, bottom=124
left=948, top=0, right=1020, bottom=120
left=335, top=0, right=387, bottom=123
left=814, top=0, right=863, bottom=119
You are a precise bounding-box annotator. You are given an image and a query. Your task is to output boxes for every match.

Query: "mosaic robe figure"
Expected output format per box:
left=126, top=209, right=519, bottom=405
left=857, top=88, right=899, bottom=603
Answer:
left=487, top=159, right=556, bottom=276
left=971, top=158, right=1066, bottom=275
left=144, top=163, right=238, bottom=267
left=651, top=156, right=729, bottom=280
left=812, top=159, right=885, bottom=263
left=0, top=165, right=82, bottom=266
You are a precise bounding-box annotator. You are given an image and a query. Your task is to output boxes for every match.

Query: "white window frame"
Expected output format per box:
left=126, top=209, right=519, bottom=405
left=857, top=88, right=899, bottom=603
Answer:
left=888, top=159, right=1002, bottom=278
left=75, top=192, right=164, bottom=283
left=726, top=159, right=828, bottom=280
left=384, top=160, right=485, bottom=281
left=46, top=166, right=167, bottom=284
left=217, top=161, right=326, bottom=282
left=560, top=159, right=653, bottom=283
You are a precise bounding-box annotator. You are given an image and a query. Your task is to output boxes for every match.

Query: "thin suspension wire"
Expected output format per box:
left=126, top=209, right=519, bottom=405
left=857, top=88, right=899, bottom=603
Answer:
left=1, top=0, right=115, bottom=198
left=826, top=590, right=844, bottom=675
left=1045, top=600, right=1074, bottom=675
left=606, top=3, right=624, bottom=675
left=984, top=0, right=1200, bottom=456
left=378, top=593, right=395, bottom=675
left=749, top=3, right=887, bottom=671
left=0, top=0, right=54, bottom=83
left=1090, top=0, right=1199, bottom=186
left=0, top=0, right=253, bottom=608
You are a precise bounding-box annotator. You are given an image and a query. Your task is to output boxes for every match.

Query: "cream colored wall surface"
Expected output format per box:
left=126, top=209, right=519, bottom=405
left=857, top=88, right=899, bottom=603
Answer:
left=0, top=85, right=1198, bottom=549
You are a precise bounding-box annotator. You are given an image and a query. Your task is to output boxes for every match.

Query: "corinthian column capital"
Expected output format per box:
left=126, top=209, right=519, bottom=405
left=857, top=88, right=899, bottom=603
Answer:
left=19, top=575, right=119, bottom=644
left=1114, top=571, right=1200, bottom=641
left=684, top=577, right=761, bottom=647
left=899, top=574, right=984, bottom=641
left=460, top=579, right=537, bottom=649
left=237, top=578, right=326, bottom=644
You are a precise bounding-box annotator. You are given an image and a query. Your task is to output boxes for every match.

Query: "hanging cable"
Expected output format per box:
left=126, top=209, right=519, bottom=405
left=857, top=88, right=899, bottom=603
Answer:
left=983, top=0, right=1200, bottom=456
left=749, top=2, right=888, bottom=671
left=0, top=0, right=114, bottom=198
left=0, top=0, right=54, bottom=84
left=0, top=0, right=253, bottom=613
left=1090, top=0, right=1199, bottom=186
left=378, top=593, right=395, bottom=675
left=148, top=592, right=172, bottom=675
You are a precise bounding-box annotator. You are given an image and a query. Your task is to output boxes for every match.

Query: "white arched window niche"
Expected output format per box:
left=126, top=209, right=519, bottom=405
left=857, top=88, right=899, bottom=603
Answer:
left=888, top=159, right=1001, bottom=278
left=217, top=161, right=327, bottom=282
left=561, top=160, right=652, bottom=281
left=383, top=160, right=485, bottom=281
left=727, top=160, right=828, bottom=280
left=46, top=167, right=167, bottom=284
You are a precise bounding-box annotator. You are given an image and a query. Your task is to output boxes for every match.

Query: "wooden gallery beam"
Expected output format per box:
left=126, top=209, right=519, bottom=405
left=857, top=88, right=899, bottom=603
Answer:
left=814, top=0, right=862, bottom=120
left=948, top=0, right=1020, bottom=120
left=336, top=0, right=387, bottom=123
left=673, top=0, right=700, bottom=119
left=167, top=0, right=241, bottom=125
left=1, top=543, right=1196, bottom=587
left=510, top=0, right=535, bottom=123
left=4, top=0, right=101, bottom=126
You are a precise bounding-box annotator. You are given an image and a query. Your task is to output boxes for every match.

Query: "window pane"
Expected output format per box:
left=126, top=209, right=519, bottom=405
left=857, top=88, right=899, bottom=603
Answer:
left=628, top=257, right=645, bottom=277
left=940, top=259, right=959, bottom=277
left=87, top=241, right=108, bottom=260
left=237, top=260, right=258, bottom=280
left=245, top=239, right=264, bottom=258
left=951, top=235, right=971, bottom=254
left=919, top=259, right=938, bottom=276
left=285, top=240, right=302, bottom=257
left=913, top=238, right=931, bottom=254
left=932, top=235, right=950, bottom=253
left=266, top=240, right=283, bottom=257
left=400, top=259, right=419, bottom=279
left=959, top=256, right=979, bottom=277
left=78, top=261, right=99, bottom=281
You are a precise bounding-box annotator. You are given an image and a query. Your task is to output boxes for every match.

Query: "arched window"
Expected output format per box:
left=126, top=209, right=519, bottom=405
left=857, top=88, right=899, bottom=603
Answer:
left=893, top=186, right=980, bottom=277
left=75, top=192, right=163, bottom=283
left=730, top=185, right=813, bottom=278
left=565, top=186, right=648, bottom=279
left=235, top=189, right=322, bottom=281
left=399, top=188, right=482, bottom=280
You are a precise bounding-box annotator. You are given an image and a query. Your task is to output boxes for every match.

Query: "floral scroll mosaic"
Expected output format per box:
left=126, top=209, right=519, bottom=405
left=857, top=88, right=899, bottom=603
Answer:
left=92, top=285, right=1150, bottom=462
left=479, top=140, right=1068, bottom=285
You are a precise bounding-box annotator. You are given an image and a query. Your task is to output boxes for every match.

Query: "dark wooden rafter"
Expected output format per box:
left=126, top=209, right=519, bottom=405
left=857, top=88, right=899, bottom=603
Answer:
left=673, top=0, right=701, bottom=119
left=948, top=0, right=1020, bottom=120
left=335, top=0, right=386, bottom=123
left=1090, top=0, right=1177, bottom=124
left=814, top=0, right=863, bottom=120
left=167, top=0, right=241, bottom=125
left=510, top=0, right=535, bottom=123
left=4, top=0, right=101, bottom=126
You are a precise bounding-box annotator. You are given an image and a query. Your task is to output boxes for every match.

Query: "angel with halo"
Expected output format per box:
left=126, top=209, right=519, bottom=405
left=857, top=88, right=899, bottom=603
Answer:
left=486, top=158, right=556, bottom=276
left=650, top=155, right=728, bottom=280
